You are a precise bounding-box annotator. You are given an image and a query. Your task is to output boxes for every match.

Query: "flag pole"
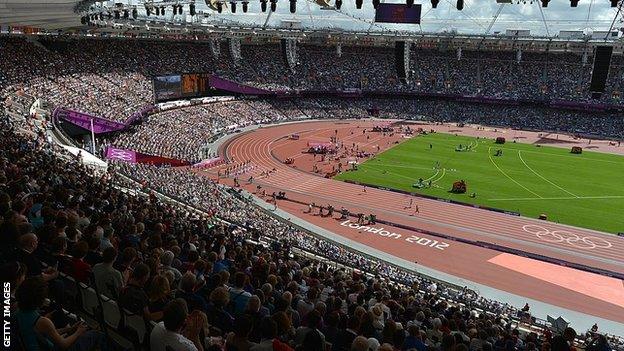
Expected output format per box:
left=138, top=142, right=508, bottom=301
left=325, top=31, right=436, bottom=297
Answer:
left=90, top=118, right=96, bottom=154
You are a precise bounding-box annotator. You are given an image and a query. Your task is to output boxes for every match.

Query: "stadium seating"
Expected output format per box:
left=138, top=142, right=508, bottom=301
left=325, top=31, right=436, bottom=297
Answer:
left=1, top=36, right=623, bottom=125
left=2, top=35, right=624, bottom=351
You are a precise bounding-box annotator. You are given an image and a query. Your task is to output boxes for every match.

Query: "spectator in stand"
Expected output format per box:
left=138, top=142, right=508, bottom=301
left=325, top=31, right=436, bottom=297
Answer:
left=115, top=246, right=138, bottom=284
left=277, top=292, right=300, bottom=328
left=243, top=295, right=264, bottom=339
left=11, top=231, right=69, bottom=309
left=100, top=226, right=115, bottom=251
left=13, top=233, right=57, bottom=281
left=293, top=309, right=325, bottom=348
left=299, top=329, right=325, bottom=351
left=150, top=298, right=201, bottom=351
left=351, top=336, right=370, bottom=351
left=176, top=272, right=209, bottom=312
left=333, top=316, right=360, bottom=351
left=227, top=315, right=258, bottom=351
left=119, top=262, right=160, bottom=321
left=229, top=271, right=253, bottom=315
left=322, top=311, right=341, bottom=348
left=207, top=287, right=235, bottom=334
left=251, top=317, right=294, bottom=351
left=272, top=311, right=295, bottom=344
left=68, top=240, right=91, bottom=283
left=15, top=276, right=107, bottom=351
left=162, top=250, right=183, bottom=283
left=552, top=328, right=577, bottom=351
left=84, top=234, right=103, bottom=266
left=48, top=236, right=70, bottom=272
left=0, top=261, right=27, bottom=311
left=586, top=335, right=612, bottom=351
left=92, top=246, right=124, bottom=298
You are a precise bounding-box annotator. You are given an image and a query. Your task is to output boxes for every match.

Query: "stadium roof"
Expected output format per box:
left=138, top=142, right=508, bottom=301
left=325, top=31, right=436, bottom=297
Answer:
left=0, top=0, right=622, bottom=39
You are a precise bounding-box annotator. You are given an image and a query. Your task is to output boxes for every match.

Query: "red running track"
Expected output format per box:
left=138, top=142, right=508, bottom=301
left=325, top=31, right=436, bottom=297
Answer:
left=217, top=120, right=624, bottom=323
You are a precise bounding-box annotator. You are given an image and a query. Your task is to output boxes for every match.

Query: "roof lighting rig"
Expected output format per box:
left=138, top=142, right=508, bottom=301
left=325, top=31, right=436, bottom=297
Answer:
left=82, top=1, right=199, bottom=26
left=79, top=0, right=623, bottom=31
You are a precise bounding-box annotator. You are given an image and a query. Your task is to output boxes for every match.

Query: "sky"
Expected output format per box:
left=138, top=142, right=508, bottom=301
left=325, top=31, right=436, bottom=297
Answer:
left=122, top=0, right=623, bottom=37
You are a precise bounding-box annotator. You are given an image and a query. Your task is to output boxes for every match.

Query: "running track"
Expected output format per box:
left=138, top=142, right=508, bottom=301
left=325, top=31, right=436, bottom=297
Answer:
left=218, top=120, right=624, bottom=323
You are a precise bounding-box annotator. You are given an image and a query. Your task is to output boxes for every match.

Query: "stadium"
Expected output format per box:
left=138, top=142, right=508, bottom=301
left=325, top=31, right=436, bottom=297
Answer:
left=1, top=0, right=624, bottom=350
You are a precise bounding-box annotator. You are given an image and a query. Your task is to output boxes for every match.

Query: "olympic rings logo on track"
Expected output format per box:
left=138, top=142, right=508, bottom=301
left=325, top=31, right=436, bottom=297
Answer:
left=522, top=225, right=613, bottom=250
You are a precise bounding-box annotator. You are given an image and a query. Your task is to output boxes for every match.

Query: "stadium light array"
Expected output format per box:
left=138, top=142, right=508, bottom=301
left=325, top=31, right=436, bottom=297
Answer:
left=86, top=0, right=478, bottom=24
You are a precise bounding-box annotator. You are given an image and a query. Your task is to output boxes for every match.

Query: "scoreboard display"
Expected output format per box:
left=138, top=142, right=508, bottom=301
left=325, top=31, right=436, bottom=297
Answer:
left=374, top=4, right=421, bottom=24
left=153, top=73, right=212, bottom=102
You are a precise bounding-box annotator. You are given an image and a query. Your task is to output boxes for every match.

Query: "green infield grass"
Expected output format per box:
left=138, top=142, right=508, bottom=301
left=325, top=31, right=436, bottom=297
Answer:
left=334, top=132, right=624, bottom=233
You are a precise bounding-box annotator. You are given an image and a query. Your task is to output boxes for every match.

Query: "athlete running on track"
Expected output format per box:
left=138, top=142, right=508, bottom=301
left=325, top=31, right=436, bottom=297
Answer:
left=413, top=205, right=419, bottom=216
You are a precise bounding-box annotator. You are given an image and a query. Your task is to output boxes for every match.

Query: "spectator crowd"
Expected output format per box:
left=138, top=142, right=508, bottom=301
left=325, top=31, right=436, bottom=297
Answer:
left=105, top=101, right=288, bottom=162
left=3, top=105, right=624, bottom=351
left=1, top=36, right=623, bottom=125
left=104, top=97, right=623, bottom=162
left=2, top=34, right=624, bottom=351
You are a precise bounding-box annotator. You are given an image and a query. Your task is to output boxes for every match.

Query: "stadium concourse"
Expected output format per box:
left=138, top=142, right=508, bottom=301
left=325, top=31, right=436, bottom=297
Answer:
left=3, top=35, right=624, bottom=351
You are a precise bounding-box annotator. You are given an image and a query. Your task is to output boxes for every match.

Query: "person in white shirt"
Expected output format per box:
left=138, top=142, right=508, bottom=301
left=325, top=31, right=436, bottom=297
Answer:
left=150, top=299, right=200, bottom=351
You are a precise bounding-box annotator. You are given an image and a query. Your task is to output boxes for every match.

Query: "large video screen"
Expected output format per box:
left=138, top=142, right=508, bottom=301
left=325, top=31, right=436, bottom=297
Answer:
left=153, top=73, right=212, bottom=102
left=374, top=4, right=421, bottom=24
